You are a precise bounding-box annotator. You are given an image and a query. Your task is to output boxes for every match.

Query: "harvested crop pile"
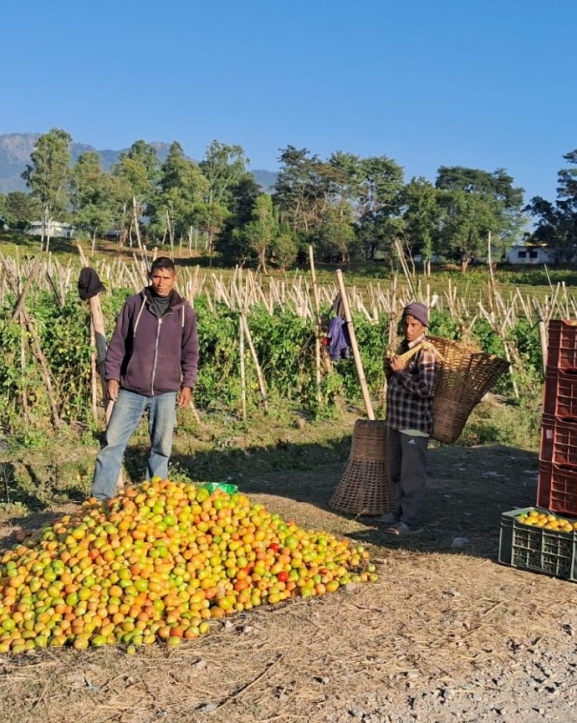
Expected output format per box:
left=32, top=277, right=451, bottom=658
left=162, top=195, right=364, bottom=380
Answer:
left=0, top=479, right=375, bottom=653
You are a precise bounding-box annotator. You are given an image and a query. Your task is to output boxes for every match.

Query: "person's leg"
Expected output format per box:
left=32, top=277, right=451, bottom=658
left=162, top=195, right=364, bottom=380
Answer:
left=147, top=392, right=177, bottom=480
left=92, top=390, right=147, bottom=500
left=384, top=428, right=403, bottom=522
left=398, top=434, right=429, bottom=530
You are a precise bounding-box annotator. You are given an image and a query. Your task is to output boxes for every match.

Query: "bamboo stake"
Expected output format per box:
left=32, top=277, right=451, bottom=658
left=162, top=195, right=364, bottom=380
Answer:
left=336, top=269, right=374, bottom=420
left=90, top=322, right=99, bottom=421
left=532, top=298, right=548, bottom=372
left=239, top=315, right=247, bottom=421
left=240, top=313, right=268, bottom=413
left=11, top=256, right=42, bottom=322
left=308, top=245, right=323, bottom=406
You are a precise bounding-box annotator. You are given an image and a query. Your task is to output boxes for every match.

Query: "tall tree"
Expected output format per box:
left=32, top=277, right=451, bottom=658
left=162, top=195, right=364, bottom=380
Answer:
left=70, top=151, right=115, bottom=248
left=112, top=140, right=160, bottom=247
left=399, top=178, right=444, bottom=274
left=316, top=204, right=356, bottom=262
left=355, top=155, right=405, bottom=261
left=216, top=175, right=262, bottom=264
left=3, top=191, right=40, bottom=229
left=527, top=150, right=577, bottom=261
left=237, top=193, right=278, bottom=272
left=273, top=146, right=328, bottom=235
left=436, top=166, right=525, bottom=262
left=150, top=141, right=208, bottom=246
left=199, top=140, right=250, bottom=252
left=21, top=128, right=72, bottom=249
left=437, top=189, right=498, bottom=271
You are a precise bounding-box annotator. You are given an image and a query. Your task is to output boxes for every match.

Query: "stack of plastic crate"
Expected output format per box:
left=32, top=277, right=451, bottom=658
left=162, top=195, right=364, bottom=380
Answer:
left=498, top=319, right=577, bottom=582
left=537, top=320, right=577, bottom=517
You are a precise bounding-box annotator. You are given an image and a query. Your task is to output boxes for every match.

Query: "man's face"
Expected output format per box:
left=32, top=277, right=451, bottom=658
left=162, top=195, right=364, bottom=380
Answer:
left=149, top=268, right=176, bottom=297
left=403, top=314, right=426, bottom=342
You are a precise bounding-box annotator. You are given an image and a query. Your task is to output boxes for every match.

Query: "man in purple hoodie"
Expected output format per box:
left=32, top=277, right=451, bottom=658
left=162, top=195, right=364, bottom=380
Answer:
left=91, top=257, right=199, bottom=501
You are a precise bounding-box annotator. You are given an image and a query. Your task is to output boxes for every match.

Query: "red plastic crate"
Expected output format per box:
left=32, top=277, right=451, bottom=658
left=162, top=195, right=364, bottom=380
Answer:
left=537, top=460, right=577, bottom=517
left=547, top=320, right=577, bottom=370
left=540, top=414, right=577, bottom=467
left=543, top=369, right=577, bottom=418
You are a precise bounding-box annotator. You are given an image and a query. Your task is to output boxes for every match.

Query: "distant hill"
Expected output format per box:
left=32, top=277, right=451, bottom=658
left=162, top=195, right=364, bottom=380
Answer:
left=251, top=169, right=278, bottom=192
left=0, top=133, right=277, bottom=193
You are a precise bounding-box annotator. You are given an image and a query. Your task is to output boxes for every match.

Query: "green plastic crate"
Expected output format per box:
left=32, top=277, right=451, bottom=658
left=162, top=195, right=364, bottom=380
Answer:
left=499, top=507, right=577, bottom=582
left=198, top=482, right=239, bottom=495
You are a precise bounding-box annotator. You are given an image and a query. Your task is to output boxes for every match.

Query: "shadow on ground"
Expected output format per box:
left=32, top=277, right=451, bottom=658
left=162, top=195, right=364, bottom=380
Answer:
left=0, top=417, right=539, bottom=563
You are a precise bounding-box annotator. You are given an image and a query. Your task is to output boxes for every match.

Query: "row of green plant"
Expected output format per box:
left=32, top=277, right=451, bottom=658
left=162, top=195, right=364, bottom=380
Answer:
left=0, top=286, right=545, bottom=439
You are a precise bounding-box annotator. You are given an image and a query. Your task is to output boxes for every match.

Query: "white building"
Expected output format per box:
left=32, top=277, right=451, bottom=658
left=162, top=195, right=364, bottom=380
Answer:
left=505, top=243, right=557, bottom=265
left=26, top=221, right=74, bottom=239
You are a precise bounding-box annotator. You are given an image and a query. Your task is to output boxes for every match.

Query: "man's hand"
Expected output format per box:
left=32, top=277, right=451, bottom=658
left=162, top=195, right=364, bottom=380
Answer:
left=107, top=379, right=120, bottom=401
left=389, top=355, right=406, bottom=373
left=178, top=386, right=192, bottom=408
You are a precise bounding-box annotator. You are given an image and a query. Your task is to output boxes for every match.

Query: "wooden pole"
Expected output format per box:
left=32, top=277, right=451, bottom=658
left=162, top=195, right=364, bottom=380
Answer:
left=239, top=315, right=247, bottom=420
left=336, top=269, right=375, bottom=420
left=240, top=313, right=269, bottom=413
left=308, top=245, right=323, bottom=406
left=87, top=290, right=124, bottom=492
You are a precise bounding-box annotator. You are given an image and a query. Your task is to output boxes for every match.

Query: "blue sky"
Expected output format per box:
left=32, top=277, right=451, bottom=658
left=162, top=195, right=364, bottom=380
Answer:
left=2, top=0, right=576, bottom=205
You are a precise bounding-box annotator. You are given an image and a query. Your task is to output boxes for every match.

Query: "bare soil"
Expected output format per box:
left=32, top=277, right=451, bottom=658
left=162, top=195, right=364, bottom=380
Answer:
left=1, top=409, right=575, bottom=723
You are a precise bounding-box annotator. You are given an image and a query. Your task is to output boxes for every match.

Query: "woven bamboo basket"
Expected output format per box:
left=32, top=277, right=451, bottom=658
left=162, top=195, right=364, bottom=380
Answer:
left=397, top=336, right=510, bottom=445
left=329, top=419, right=394, bottom=516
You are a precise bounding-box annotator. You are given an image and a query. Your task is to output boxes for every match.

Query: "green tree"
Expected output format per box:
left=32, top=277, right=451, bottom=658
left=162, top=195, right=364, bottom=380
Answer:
left=112, top=140, right=160, bottom=247
left=273, top=146, right=327, bottom=235
left=527, top=150, right=577, bottom=261
left=436, top=166, right=525, bottom=261
left=199, top=140, right=250, bottom=252
left=356, top=155, right=405, bottom=261
left=150, top=142, right=208, bottom=248
left=399, top=178, right=444, bottom=273
left=4, top=191, right=39, bottom=229
left=70, top=151, right=115, bottom=248
left=437, top=189, right=498, bottom=271
left=316, top=204, right=356, bottom=262
left=271, top=229, right=298, bottom=271
left=235, top=193, right=278, bottom=272
left=216, top=175, right=262, bottom=264
left=21, top=128, right=72, bottom=250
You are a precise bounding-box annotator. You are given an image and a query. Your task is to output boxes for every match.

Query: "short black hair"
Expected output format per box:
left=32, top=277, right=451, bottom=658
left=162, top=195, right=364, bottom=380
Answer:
left=150, top=257, right=176, bottom=274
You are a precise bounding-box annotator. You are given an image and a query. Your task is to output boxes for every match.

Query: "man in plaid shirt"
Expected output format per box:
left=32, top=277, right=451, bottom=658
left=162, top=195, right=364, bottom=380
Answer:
left=380, top=302, right=437, bottom=535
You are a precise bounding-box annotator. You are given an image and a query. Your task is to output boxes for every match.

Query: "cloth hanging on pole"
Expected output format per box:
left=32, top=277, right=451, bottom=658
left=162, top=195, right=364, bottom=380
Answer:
left=326, top=316, right=351, bottom=361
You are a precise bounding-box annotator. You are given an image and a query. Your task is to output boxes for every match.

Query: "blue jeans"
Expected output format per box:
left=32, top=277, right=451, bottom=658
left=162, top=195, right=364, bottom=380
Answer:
left=92, top=389, right=177, bottom=500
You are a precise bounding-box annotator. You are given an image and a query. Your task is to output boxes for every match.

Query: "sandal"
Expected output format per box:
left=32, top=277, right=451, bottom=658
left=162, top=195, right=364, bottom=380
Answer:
left=385, top=522, right=423, bottom=536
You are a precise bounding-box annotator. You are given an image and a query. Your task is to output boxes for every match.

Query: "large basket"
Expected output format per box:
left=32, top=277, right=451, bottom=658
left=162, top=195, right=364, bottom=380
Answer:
left=427, top=336, right=510, bottom=444
left=329, top=419, right=394, bottom=516
left=395, top=336, right=510, bottom=444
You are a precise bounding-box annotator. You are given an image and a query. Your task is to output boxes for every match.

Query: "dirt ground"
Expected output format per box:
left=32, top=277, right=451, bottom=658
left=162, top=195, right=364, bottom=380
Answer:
left=1, top=410, right=576, bottom=723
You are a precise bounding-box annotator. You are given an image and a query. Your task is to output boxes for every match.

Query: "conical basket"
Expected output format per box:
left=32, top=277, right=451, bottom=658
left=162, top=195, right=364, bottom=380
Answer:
left=329, top=419, right=394, bottom=516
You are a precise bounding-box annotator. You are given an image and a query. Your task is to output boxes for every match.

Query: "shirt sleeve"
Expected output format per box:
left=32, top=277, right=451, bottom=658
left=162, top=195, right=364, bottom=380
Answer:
left=105, top=301, right=132, bottom=381
left=180, top=306, right=199, bottom=388
left=396, top=347, right=437, bottom=398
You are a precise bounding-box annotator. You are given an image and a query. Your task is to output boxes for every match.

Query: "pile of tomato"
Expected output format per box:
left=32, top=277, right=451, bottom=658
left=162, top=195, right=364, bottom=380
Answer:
left=0, top=479, right=376, bottom=653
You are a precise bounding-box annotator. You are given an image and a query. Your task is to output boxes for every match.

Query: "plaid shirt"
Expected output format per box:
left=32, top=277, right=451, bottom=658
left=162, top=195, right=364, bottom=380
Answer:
left=385, top=334, right=437, bottom=434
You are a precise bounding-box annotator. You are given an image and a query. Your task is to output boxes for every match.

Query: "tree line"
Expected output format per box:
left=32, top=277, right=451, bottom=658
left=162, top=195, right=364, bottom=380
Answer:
left=0, top=128, right=575, bottom=271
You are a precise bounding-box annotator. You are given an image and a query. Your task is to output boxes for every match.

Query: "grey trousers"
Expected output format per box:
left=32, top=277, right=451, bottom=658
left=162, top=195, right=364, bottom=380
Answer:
left=388, top=428, right=429, bottom=530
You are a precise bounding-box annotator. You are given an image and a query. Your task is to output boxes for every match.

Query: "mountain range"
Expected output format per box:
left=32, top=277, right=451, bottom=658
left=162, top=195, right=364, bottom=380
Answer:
left=0, top=133, right=277, bottom=194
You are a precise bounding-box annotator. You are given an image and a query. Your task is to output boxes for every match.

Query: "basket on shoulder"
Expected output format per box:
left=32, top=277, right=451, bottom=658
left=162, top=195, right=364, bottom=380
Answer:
left=394, top=337, right=510, bottom=444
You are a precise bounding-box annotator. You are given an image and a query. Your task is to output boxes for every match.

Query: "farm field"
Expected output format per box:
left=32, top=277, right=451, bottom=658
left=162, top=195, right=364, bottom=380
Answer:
left=0, top=238, right=576, bottom=721
left=1, top=405, right=577, bottom=723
